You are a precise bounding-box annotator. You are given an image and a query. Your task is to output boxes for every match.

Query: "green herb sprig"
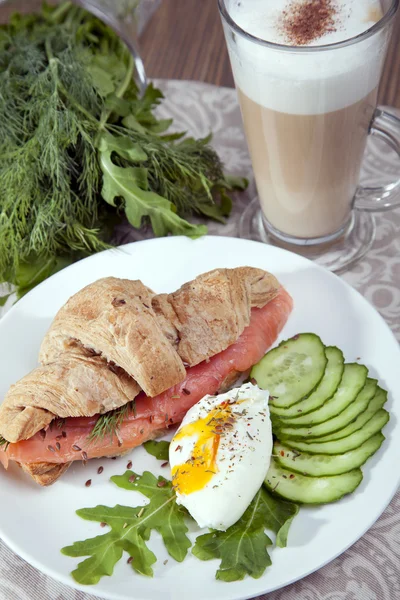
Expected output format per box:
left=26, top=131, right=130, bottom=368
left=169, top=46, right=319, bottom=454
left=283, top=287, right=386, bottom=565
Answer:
left=0, top=2, right=247, bottom=300
left=62, top=468, right=298, bottom=584
left=192, top=487, right=299, bottom=581
left=61, top=470, right=191, bottom=582
left=0, top=435, right=10, bottom=451
left=88, top=400, right=136, bottom=443
left=143, top=439, right=170, bottom=461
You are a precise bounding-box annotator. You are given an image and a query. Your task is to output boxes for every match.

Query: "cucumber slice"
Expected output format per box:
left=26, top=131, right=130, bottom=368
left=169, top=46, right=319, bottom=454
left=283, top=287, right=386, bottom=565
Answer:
left=251, top=333, right=327, bottom=408
left=271, top=346, right=344, bottom=419
left=309, top=387, right=387, bottom=443
left=284, top=409, right=389, bottom=454
left=274, top=433, right=385, bottom=476
left=264, top=459, right=363, bottom=504
left=274, top=363, right=368, bottom=427
left=278, top=378, right=377, bottom=440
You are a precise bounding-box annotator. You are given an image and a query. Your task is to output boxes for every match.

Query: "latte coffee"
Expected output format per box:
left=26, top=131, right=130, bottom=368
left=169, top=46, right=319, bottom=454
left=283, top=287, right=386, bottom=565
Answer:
left=238, top=87, right=378, bottom=238
left=223, top=0, right=388, bottom=241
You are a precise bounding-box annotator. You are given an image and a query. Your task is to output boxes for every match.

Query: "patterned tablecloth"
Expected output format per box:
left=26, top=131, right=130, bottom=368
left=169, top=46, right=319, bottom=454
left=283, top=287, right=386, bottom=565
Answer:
left=0, top=80, right=399, bottom=600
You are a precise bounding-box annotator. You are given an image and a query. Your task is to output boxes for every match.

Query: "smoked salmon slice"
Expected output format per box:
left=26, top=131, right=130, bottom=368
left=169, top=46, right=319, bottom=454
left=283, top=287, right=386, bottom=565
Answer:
left=0, top=287, right=293, bottom=468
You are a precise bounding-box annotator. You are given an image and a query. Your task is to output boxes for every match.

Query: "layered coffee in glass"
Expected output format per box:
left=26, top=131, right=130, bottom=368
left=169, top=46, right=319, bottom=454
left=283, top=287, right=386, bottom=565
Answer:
left=219, top=0, right=400, bottom=269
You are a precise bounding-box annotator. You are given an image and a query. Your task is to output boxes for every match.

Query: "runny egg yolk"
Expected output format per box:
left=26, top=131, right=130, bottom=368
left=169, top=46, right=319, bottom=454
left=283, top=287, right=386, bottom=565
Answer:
left=171, top=402, right=236, bottom=495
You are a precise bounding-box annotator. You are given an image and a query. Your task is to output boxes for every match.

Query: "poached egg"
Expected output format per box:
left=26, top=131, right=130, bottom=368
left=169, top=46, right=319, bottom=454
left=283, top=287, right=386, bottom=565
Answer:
left=169, top=383, right=272, bottom=531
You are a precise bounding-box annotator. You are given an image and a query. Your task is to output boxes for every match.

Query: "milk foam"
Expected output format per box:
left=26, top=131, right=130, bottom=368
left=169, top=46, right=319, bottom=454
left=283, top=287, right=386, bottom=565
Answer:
left=224, top=0, right=388, bottom=114
left=229, top=0, right=382, bottom=46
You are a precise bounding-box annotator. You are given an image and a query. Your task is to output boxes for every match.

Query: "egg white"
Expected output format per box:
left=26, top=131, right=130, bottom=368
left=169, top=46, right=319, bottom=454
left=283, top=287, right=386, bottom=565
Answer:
left=169, top=383, right=272, bottom=531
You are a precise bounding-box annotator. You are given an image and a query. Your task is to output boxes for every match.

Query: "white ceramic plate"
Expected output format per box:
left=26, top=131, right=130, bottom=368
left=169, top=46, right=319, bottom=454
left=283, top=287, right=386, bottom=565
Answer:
left=0, top=236, right=399, bottom=600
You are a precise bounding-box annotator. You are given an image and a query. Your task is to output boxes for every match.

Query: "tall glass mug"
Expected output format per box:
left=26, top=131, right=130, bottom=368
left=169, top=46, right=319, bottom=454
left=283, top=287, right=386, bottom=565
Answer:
left=218, top=0, right=400, bottom=271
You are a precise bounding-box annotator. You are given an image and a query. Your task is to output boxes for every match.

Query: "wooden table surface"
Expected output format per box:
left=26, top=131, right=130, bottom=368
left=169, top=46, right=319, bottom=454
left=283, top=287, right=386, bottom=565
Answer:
left=140, top=0, right=400, bottom=109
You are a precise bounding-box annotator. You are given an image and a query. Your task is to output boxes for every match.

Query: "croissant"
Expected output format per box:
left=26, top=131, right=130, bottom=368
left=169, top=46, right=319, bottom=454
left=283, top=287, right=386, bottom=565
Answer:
left=0, top=267, right=286, bottom=486
left=19, top=462, right=71, bottom=486
left=39, top=278, right=187, bottom=398
left=152, top=267, right=279, bottom=366
left=0, top=351, right=140, bottom=443
left=39, top=267, right=279, bottom=395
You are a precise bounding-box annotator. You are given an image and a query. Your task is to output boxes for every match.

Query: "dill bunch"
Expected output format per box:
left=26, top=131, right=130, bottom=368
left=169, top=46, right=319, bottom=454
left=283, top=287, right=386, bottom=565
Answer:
left=0, top=2, right=247, bottom=300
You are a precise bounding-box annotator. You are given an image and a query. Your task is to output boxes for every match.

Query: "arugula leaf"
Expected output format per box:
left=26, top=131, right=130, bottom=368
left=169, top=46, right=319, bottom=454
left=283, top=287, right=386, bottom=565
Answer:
left=88, top=65, right=115, bottom=97
left=62, top=471, right=191, bottom=584
left=0, top=294, right=10, bottom=307
left=0, top=254, right=76, bottom=303
left=197, top=190, right=232, bottom=223
left=143, top=440, right=170, bottom=461
left=223, top=174, right=249, bottom=190
left=61, top=504, right=153, bottom=582
left=14, top=254, right=75, bottom=299
left=99, top=133, right=207, bottom=238
left=122, top=83, right=165, bottom=132
left=112, top=470, right=191, bottom=562
left=119, top=84, right=173, bottom=136
left=87, top=51, right=129, bottom=98
left=192, top=487, right=298, bottom=582
left=196, top=176, right=247, bottom=222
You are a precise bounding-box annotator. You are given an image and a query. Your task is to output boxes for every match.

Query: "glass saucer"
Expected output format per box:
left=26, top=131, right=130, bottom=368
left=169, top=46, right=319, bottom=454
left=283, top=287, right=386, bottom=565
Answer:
left=238, top=198, right=376, bottom=273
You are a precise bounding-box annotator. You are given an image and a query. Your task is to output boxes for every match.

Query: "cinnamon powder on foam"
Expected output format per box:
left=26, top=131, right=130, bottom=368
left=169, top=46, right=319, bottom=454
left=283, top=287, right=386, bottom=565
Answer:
left=280, top=0, right=339, bottom=45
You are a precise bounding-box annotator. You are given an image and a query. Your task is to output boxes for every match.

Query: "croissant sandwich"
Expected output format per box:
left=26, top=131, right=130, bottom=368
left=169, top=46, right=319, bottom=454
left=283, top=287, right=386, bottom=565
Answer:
left=0, top=267, right=293, bottom=485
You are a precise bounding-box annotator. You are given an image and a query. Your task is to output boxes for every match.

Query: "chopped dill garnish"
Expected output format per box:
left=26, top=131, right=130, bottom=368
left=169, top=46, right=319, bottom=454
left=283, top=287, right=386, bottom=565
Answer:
left=88, top=400, right=136, bottom=443
left=0, top=435, right=10, bottom=451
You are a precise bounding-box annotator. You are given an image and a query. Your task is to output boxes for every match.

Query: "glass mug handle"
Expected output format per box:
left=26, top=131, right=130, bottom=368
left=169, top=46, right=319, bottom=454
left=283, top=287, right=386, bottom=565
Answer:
left=354, top=108, right=400, bottom=211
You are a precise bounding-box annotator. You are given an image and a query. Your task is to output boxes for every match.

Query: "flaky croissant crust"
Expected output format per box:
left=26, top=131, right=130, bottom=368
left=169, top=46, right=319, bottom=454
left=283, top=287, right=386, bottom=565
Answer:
left=0, top=267, right=280, bottom=446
